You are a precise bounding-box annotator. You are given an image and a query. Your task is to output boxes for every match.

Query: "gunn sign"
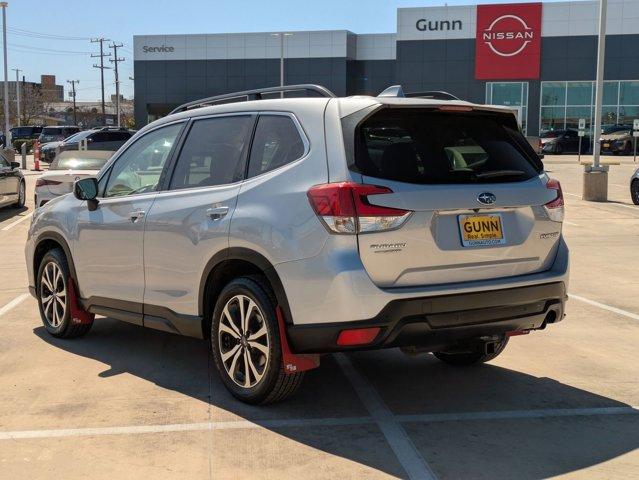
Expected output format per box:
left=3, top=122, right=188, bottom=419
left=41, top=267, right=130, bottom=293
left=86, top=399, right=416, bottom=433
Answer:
left=475, top=3, right=542, bottom=80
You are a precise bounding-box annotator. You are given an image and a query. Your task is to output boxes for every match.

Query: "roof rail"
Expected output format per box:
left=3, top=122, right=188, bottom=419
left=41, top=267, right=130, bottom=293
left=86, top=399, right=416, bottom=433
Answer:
left=377, top=85, right=460, bottom=101
left=170, top=84, right=336, bottom=115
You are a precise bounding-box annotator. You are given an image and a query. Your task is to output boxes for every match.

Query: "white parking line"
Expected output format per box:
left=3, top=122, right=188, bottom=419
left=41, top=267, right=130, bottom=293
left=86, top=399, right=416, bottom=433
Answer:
left=570, top=294, right=639, bottom=321
left=563, top=220, right=580, bottom=226
left=335, top=353, right=437, bottom=480
left=397, top=406, right=639, bottom=423
left=1, top=211, right=33, bottom=231
left=0, top=416, right=374, bottom=441
left=0, top=293, right=30, bottom=317
left=1, top=405, right=636, bottom=442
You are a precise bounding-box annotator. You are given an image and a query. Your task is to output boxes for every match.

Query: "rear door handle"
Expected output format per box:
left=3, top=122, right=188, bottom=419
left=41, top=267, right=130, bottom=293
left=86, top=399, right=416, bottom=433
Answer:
left=130, top=210, right=146, bottom=223
left=206, top=205, right=229, bottom=220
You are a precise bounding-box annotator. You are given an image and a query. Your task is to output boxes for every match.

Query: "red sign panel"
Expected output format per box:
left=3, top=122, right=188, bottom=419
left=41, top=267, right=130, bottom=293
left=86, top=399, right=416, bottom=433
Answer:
left=475, top=3, right=542, bottom=80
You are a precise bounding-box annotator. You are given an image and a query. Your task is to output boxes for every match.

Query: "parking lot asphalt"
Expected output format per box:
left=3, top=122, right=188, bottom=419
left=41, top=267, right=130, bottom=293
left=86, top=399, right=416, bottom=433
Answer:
left=0, top=157, right=638, bottom=479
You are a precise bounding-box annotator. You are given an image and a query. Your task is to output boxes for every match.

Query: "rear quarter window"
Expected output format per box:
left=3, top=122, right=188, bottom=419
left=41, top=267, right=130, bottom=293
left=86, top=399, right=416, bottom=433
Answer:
left=352, top=108, right=542, bottom=184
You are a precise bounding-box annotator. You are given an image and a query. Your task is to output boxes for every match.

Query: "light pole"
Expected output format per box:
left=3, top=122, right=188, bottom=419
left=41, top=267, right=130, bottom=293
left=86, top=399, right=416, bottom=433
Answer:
left=584, top=0, right=608, bottom=201
left=271, top=33, right=292, bottom=97
left=0, top=2, right=9, bottom=142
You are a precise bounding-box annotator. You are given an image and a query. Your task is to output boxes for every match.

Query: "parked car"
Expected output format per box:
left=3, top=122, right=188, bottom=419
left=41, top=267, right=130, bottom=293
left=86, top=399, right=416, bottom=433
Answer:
left=10, top=125, right=43, bottom=141
left=600, top=127, right=635, bottom=155
left=0, top=150, right=25, bottom=209
left=34, top=150, right=114, bottom=208
left=540, top=129, right=588, bottom=154
left=58, top=127, right=134, bottom=154
left=40, top=131, right=88, bottom=164
left=38, top=126, right=81, bottom=144
left=25, top=84, right=569, bottom=405
left=631, top=168, right=639, bottom=205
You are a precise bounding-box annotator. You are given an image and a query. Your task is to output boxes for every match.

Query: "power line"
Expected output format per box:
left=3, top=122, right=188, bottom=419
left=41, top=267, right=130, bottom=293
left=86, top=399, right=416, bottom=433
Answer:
left=91, top=38, right=111, bottom=125
left=7, top=27, right=90, bottom=41
left=9, top=43, right=92, bottom=54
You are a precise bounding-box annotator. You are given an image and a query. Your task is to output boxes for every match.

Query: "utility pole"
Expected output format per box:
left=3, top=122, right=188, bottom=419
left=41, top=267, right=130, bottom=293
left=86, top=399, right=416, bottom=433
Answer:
left=109, top=43, right=123, bottom=127
left=1, top=2, right=9, bottom=140
left=67, top=80, right=79, bottom=125
left=11, top=67, right=19, bottom=125
left=91, top=38, right=110, bottom=125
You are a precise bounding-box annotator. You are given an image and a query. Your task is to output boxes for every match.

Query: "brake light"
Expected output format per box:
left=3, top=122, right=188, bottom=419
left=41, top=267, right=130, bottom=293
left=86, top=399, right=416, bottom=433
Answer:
left=35, top=179, right=63, bottom=187
left=543, top=178, right=564, bottom=222
left=307, top=182, right=412, bottom=234
left=438, top=105, right=473, bottom=112
left=336, top=327, right=381, bottom=346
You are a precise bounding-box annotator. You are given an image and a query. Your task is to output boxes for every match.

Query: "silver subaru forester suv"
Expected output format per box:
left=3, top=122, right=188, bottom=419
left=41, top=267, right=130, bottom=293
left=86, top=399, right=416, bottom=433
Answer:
left=25, top=85, right=569, bottom=404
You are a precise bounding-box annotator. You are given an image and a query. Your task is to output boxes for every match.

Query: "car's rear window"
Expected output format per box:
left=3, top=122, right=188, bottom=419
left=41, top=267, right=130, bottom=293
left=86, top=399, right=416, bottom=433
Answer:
left=51, top=154, right=111, bottom=170
left=352, top=109, right=541, bottom=184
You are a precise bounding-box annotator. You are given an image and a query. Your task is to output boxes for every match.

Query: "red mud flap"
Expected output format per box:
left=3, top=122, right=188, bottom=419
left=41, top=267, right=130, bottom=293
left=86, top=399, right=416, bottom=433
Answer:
left=275, top=306, right=319, bottom=374
left=67, top=277, right=95, bottom=324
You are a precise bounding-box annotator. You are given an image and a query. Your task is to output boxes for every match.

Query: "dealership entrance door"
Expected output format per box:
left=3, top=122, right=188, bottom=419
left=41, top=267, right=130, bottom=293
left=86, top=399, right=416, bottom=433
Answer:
left=486, top=82, right=529, bottom=135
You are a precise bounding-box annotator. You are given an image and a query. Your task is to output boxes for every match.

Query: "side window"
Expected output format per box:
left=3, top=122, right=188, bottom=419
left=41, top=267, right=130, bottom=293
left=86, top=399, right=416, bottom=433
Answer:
left=247, top=115, right=305, bottom=178
left=104, top=123, right=183, bottom=197
left=169, top=115, right=253, bottom=190
left=90, top=132, right=106, bottom=142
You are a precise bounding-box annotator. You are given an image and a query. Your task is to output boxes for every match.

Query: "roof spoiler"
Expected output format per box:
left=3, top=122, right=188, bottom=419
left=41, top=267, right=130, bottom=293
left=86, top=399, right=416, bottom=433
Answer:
left=378, top=85, right=460, bottom=101
left=170, top=84, right=336, bottom=115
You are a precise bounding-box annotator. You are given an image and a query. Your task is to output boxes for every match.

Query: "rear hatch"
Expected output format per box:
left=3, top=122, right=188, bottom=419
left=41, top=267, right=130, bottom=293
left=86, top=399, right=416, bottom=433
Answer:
left=347, top=106, right=563, bottom=288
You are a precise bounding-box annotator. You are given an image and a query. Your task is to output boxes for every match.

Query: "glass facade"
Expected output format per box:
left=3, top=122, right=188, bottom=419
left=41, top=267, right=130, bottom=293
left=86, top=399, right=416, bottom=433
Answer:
left=540, top=81, right=639, bottom=134
left=486, top=82, right=529, bottom=134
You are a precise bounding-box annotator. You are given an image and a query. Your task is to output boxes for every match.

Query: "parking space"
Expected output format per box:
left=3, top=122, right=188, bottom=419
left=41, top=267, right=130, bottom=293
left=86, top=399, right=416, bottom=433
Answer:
left=0, top=159, right=638, bottom=479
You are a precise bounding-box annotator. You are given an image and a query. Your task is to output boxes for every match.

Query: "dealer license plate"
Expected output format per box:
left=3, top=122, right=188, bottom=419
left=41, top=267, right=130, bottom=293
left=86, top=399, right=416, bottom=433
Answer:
left=458, top=214, right=505, bottom=247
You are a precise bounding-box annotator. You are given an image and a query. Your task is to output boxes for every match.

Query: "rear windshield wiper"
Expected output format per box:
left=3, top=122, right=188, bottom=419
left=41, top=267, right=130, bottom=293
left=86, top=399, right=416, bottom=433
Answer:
left=474, top=169, right=527, bottom=180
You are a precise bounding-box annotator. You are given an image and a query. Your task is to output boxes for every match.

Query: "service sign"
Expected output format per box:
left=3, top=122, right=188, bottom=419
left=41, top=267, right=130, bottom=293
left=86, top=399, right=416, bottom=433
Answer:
left=475, top=3, right=543, bottom=80
left=579, top=118, right=586, bottom=130
left=633, top=119, right=639, bottom=131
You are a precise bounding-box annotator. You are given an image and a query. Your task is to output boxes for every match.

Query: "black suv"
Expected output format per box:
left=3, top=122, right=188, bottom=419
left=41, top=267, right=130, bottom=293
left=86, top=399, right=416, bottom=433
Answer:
left=58, top=127, right=135, bottom=154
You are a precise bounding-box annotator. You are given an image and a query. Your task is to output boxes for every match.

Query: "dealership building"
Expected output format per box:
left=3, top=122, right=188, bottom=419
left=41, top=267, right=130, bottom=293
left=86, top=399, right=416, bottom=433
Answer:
left=133, top=0, right=639, bottom=136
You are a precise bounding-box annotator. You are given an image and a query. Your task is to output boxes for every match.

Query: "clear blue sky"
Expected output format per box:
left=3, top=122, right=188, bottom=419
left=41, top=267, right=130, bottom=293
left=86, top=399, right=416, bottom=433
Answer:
left=5, top=0, right=584, bottom=101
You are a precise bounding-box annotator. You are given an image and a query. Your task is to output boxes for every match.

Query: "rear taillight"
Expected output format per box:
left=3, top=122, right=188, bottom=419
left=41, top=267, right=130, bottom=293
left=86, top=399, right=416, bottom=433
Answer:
left=307, top=182, right=412, bottom=234
left=336, top=327, right=381, bottom=346
left=543, top=178, right=564, bottom=222
left=35, top=179, right=62, bottom=187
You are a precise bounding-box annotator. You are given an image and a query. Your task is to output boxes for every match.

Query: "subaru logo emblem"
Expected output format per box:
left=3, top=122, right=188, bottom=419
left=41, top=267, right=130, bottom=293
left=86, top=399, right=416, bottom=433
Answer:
left=477, top=192, right=496, bottom=205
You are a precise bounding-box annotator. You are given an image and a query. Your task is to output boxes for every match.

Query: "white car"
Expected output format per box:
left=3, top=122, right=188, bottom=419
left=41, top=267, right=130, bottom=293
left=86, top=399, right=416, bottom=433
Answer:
left=34, top=150, right=113, bottom=208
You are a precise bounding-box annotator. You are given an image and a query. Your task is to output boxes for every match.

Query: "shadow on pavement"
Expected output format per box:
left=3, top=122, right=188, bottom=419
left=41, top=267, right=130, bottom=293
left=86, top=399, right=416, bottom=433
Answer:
left=0, top=205, right=28, bottom=223
left=34, top=319, right=639, bottom=479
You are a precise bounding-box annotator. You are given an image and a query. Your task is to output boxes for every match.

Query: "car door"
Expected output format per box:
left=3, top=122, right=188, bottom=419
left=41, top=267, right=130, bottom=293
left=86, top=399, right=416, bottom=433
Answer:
left=72, top=122, right=185, bottom=314
left=142, top=114, right=255, bottom=329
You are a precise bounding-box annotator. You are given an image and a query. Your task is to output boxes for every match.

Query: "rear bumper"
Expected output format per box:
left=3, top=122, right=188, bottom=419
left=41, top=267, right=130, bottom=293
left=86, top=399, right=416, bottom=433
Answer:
left=287, top=281, right=566, bottom=353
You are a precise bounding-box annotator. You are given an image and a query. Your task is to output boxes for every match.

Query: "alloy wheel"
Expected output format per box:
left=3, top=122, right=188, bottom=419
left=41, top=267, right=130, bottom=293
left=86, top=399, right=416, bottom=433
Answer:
left=218, top=294, right=270, bottom=388
left=40, top=262, right=66, bottom=328
left=18, top=182, right=24, bottom=205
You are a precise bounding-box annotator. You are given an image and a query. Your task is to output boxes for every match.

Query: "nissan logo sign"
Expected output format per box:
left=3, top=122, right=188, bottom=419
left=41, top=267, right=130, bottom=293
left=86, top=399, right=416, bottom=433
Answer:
left=482, top=14, right=534, bottom=57
left=477, top=192, right=497, bottom=205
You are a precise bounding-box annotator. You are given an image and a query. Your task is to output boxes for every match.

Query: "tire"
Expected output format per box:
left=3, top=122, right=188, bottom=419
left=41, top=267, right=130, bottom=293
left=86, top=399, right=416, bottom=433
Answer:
left=434, top=337, right=509, bottom=366
left=36, top=248, right=93, bottom=338
left=631, top=180, right=639, bottom=206
left=12, top=181, right=25, bottom=208
left=210, top=276, right=304, bottom=404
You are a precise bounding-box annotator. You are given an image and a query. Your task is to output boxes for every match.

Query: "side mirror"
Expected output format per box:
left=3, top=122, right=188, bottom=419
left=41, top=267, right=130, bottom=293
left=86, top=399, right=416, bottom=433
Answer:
left=74, top=177, right=99, bottom=211
left=10, top=161, right=20, bottom=169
